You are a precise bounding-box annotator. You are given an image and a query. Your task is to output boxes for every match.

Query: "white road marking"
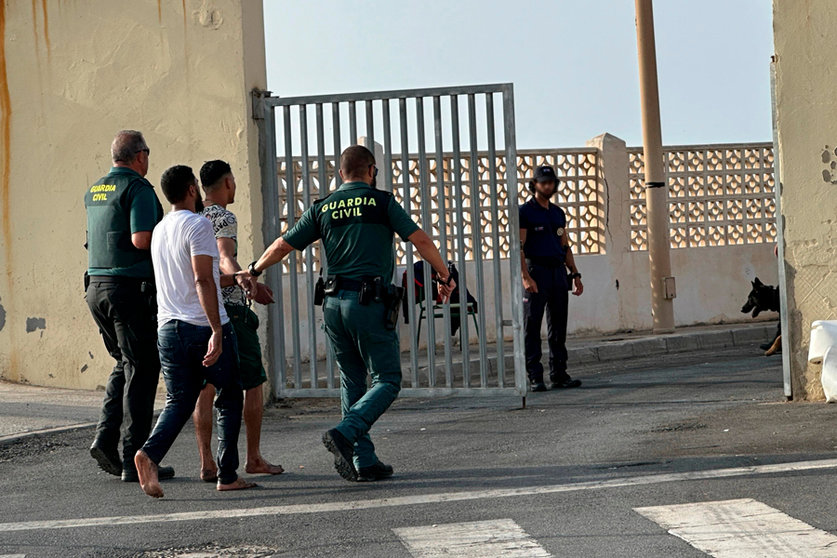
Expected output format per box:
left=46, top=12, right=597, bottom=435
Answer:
left=636, top=498, right=837, bottom=557
left=2, top=457, right=837, bottom=532
left=0, top=554, right=26, bottom=557
left=394, top=519, right=550, bottom=558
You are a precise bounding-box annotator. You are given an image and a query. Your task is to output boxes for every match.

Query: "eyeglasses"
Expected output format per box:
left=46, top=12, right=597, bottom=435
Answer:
left=369, top=164, right=378, bottom=177
left=136, top=148, right=150, bottom=156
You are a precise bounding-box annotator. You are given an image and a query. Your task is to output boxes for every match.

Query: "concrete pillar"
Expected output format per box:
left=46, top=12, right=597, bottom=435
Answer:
left=772, top=0, right=837, bottom=400
left=0, top=1, right=267, bottom=389
left=587, top=133, right=633, bottom=330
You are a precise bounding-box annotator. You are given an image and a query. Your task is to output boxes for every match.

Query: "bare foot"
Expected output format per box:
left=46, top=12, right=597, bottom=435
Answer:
left=200, top=467, right=218, bottom=482
left=245, top=457, right=284, bottom=475
left=217, top=477, right=258, bottom=492
left=134, top=450, right=163, bottom=498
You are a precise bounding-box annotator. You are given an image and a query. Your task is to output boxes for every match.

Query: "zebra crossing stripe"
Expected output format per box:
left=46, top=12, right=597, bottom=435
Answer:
left=394, top=519, right=551, bottom=558
left=635, top=498, right=837, bottom=557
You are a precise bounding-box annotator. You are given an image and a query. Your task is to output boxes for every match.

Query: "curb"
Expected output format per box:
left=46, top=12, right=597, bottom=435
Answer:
left=0, top=421, right=97, bottom=446
left=567, top=323, right=777, bottom=365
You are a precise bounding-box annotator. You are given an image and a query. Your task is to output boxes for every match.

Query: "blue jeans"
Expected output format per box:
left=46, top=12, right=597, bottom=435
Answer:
left=141, top=320, right=243, bottom=485
left=323, top=290, right=402, bottom=469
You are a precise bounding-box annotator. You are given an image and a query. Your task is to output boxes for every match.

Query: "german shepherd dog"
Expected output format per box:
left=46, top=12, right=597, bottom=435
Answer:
left=741, top=277, right=781, bottom=355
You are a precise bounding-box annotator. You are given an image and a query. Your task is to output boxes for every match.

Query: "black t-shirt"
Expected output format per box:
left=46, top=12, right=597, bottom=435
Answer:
left=519, top=198, right=567, bottom=261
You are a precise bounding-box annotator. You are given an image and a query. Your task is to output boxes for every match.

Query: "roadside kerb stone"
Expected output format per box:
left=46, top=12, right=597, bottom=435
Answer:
left=698, top=330, right=736, bottom=349
left=596, top=341, right=635, bottom=362
left=732, top=327, right=772, bottom=345
left=665, top=335, right=701, bottom=353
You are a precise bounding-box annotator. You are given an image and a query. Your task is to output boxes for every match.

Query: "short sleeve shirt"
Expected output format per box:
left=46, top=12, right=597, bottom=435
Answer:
left=151, top=210, right=229, bottom=328
left=283, top=182, right=419, bottom=280
left=201, top=204, right=248, bottom=307
left=519, top=198, right=567, bottom=261
left=85, top=167, right=163, bottom=278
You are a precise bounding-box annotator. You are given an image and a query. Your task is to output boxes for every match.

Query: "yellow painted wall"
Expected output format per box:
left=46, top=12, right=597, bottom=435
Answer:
left=773, top=0, right=837, bottom=399
left=0, top=0, right=266, bottom=389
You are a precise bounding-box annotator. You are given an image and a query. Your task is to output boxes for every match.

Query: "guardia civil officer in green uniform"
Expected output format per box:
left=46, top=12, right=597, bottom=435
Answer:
left=248, top=145, right=455, bottom=482
left=84, top=130, right=174, bottom=482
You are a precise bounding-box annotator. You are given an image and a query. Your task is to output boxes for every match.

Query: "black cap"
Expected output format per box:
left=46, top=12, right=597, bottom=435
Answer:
left=533, top=165, right=558, bottom=183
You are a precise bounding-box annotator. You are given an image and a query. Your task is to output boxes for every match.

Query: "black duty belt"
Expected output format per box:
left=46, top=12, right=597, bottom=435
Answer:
left=525, top=257, right=564, bottom=268
left=88, top=275, right=153, bottom=285
left=333, top=277, right=364, bottom=292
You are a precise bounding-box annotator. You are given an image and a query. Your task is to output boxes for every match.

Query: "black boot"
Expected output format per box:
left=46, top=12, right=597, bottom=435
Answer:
left=529, top=379, right=548, bottom=392
left=322, top=429, right=358, bottom=482
left=90, top=438, right=121, bottom=476
left=358, top=461, right=394, bottom=482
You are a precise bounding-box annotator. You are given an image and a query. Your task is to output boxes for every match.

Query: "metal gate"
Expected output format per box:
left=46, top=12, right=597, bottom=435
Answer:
left=253, top=84, right=526, bottom=399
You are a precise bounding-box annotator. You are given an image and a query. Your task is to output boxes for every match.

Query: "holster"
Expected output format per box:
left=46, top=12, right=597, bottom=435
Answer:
left=383, top=285, right=405, bottom=330
left=314, top=276, right=326, bottom=306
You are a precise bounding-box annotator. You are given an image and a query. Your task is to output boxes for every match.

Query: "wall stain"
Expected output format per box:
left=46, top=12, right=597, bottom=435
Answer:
left=40, top=0, right=50, bottom=57
left=0, top=297, right=5, bottom=332
left=1, top=0, right=13, bottom=295
left=25, top=317, right=46, bottom=333
left=80, top=364, right=88, bottom=373
left=157, top=0, right=162, bottom=24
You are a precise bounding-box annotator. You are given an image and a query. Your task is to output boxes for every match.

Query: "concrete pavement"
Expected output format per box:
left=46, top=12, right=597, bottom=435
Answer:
left=0, top=321, right=778, bottom=443
left=4, top=333, right=832, bottom=557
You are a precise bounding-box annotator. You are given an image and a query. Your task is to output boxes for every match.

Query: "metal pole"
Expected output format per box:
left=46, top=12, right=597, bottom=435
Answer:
left=433, top=96, right=454, bottom=386
left=770, top=59, right=792, bottom=400
left=503, top=84, right=526, bottom=397
left=283, top=106, right=303, bottom=384
left=315, top=103, right=334, bottom=388
left=635, top=0, right=675, bottom=333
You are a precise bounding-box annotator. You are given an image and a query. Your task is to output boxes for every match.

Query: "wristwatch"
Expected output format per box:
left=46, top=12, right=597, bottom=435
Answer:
left=248, top=261, right=262, bottom=277
left=570, top=272, right=582, bottom=280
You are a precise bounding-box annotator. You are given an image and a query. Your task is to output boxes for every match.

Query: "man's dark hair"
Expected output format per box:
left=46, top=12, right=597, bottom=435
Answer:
left=200, top=159, right=232, bottom=192
left=160, top=165, right=196, bottom=204
left=340, top=145, right=376, bottom=179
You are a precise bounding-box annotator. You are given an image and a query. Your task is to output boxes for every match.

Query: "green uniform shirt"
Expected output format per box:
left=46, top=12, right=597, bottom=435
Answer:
left=283, top=182, right=419, bottom=280
left=85, top=167, right=163, bottom=278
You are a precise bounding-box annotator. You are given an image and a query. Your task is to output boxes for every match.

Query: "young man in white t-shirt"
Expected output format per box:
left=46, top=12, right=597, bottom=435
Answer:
left=133, top=165, right=256, bottom=498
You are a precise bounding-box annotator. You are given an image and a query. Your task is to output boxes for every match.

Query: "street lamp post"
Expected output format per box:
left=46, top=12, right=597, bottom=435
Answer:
left=635, top=0, right=675, bottom=333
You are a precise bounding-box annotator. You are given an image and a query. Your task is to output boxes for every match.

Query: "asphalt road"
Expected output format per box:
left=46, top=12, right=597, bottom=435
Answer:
left=2, top=345, right=835, bottom=557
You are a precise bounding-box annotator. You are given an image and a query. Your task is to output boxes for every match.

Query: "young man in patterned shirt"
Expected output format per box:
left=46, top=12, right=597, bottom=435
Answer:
left=192, top=160, right=283, bottom=480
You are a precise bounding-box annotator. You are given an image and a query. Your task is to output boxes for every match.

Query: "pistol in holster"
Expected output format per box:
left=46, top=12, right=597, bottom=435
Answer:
left=314, top=275, right=326, bottom=306
left=383, top=285, right=405, bottom=330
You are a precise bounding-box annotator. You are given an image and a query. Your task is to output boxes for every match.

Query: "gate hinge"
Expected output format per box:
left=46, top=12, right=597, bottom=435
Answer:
left=251, top=88, right=273, bottom=121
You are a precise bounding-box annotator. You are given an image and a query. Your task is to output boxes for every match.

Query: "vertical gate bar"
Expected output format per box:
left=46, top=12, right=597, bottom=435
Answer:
left=416, top=97, right=436, bottom=386
left=283, top=105, right=303, bottom=387
left=349, top=101, right=358, bottom=144
left=433, top=96, right=454, bottom=386
left=400, top=97, right=420, bottom=387
left=502, top=84, right=526, bottom=396
left=329, top=102, right=342, bottom=386
left=450, top=95, right=470, bottom=387
left=299, top=105, right=318, bottom=388
left=467, top=93, right=489, bottom=386
left=382, top=100, right=394, bottom=195
left=261, top=102, right=286, bottom=399
left=485, top=93, right=505, bottom=386
left=315, top=103, right=333, bottom=387
left=332, top=103, right=343, bottom=189
left=365, top=99, right=375, bottom=150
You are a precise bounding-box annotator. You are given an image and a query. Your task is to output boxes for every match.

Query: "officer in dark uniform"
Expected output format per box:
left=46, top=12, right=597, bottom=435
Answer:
left=84, top=130, right=174, bottom=482
left=519, top=165, right=585, bottom=392
left=247, top=145, right=455, bottom=482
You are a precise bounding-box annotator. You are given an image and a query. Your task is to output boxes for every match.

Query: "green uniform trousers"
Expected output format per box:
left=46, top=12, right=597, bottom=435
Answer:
left=323, top=290, right=402, bottom=469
